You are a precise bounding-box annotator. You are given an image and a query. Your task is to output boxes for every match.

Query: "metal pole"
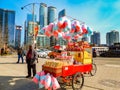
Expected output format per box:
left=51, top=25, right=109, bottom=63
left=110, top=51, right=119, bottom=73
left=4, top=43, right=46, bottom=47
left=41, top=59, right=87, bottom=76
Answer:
left=21, top=3, right=41, bottom=49
left=32, top=3, right=35, bottom=47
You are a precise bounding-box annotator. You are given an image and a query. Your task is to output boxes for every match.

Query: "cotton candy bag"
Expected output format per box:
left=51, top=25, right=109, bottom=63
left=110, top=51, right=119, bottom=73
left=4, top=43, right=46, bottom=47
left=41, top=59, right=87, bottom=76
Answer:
left=32, top=71, right=45, bottom=84
left=44, top=73, right=52, bottom=89
left=51, top=76, right=60, bottom=90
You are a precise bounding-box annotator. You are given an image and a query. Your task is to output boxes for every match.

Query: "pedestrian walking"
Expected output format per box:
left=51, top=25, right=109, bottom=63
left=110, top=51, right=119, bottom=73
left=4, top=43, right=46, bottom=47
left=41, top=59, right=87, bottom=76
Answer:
left=26, top=45, right=37, bottom=78
left=16, top=47, right=24, bottom=63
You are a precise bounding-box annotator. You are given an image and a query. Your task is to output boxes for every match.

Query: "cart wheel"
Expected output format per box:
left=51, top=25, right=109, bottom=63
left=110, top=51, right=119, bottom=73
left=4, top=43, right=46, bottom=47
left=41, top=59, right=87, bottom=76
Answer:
left=57, top=77, right=66, bottom=89
left=90, top=63, right=97, bottom=76
left=72, top=72, right=84, bottom=90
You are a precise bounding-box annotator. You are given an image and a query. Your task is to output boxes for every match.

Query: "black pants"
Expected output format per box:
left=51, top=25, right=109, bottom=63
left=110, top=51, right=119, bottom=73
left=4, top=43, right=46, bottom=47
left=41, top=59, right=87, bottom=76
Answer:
left=27, top=60, right=36, bottom=77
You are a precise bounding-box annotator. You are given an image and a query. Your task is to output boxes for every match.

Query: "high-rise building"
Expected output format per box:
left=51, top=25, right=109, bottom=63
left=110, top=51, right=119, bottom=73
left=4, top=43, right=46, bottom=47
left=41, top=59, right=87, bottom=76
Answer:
left=27, top=14, right=37, bottom=23
left=48, top=6, right=56, bottom=24
left=15, top=25, right=22, bottom=48
left=0, top=8, right=15, bottom=47
left=38, top=4, right=57, bottom=48
left=56, top=38, right=67, bottom=46
left=36, top=35, right=50, bottom=48
left=39, top=3, right=47, bottom=28
left=24, top=14, right=37, bottom=47
left=106, top=30, right=119, bottom=46
left=58, top=9, right=66, bottom=18
left=91, top=31, right=100, bottom=46
left=38, top=3, right=48, bottom=48
left=48, top=6, right=57, bottom=47
left=23, top=23, right=27, bottom=47
left=27, top=21, right=38, bottom=45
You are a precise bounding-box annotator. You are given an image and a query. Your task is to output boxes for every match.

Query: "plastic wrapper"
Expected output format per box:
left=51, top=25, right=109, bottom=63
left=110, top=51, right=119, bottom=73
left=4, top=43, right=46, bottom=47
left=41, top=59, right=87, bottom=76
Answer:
left=51, top=76, right=60, bottom=90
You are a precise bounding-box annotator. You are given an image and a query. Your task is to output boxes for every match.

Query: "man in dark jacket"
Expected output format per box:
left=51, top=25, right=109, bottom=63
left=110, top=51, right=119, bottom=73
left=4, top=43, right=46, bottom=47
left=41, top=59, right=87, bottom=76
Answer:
left=26, top=45, right=37, bottom=78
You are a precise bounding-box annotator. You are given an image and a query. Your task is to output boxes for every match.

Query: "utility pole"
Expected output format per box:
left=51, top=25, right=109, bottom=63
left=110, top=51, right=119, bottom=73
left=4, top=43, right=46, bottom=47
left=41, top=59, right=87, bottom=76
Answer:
left=21, top=3, right=40, bottom=48
left=32, top=3, right=36, bottom=48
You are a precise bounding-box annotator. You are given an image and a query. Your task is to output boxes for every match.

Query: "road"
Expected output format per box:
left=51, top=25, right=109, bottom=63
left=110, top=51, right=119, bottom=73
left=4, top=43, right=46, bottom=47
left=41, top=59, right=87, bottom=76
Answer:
left=0, top=55, right=120, bottom=90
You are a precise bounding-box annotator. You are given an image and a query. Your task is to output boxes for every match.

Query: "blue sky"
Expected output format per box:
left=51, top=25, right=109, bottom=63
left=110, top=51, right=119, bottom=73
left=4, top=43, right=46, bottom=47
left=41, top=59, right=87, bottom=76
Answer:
left=0, top=0, right=120, bottom=44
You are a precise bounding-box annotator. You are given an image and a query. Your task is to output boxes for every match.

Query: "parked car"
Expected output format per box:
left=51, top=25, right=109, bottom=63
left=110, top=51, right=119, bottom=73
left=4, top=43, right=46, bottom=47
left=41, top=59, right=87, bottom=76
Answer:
left=48, top=49, right=62, bottom=59
left=36, top=50, right=48, bottom=58
left=100, top=50, right=120, bottom=57
left=40, top=49, right=52, bottom=54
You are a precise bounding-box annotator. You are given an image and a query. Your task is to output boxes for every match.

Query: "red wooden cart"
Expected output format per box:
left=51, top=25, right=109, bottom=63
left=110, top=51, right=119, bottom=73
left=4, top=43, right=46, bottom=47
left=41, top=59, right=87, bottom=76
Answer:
left=42, top=42, right=97, bottom=90
left=42, top=63, right=96, bottom=90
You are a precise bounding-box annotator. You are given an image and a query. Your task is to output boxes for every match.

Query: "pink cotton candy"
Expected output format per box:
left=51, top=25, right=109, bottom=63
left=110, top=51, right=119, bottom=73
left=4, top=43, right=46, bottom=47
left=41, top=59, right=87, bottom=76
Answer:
left=37, top=71, right=45, bottom=76
left=44, top=74, right=52, bottom=89
left=32, top=77, right=38, bottom=84
left=51, top=76, right=60, bottom=90
left=32, top=71, right=45, bottom=84
left=40, top=79, right=45, bottom=85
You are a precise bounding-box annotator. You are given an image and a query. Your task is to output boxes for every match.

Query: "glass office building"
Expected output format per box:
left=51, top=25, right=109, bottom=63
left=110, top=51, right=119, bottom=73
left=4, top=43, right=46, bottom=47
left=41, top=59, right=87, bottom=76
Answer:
left=27, top=14, right=37, bottom=23
left=24, top=14, right=37, bottom=46
left=106, top=30, right=119, bottom=46
left=91, top=31, right=100, bottom=46
left=58, top=9, right=66, bottom=18
left=38, top=3, right=49, bottom=48
left=56, top=38, right=67, bottom=46
left=37, top=5, right=57, bottom=48
left=39, top=3, right=47, bottom=28
left=27, top=21, right=38, bottom=45
left=24, top=21, right=27, bottom=45
left=15, top=25, right=22, bottom=48
left=36, top=35, right=50, bottom=48
left=48, top=6, right=57, bottom=46
left=48, top=6, right=56, bottom=24
left=0, top=8, right=15, bottom=47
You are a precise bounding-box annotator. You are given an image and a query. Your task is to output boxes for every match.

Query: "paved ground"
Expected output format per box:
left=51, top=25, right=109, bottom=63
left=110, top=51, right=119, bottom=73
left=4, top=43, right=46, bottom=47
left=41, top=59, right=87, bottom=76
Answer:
left=0, top=55, right=120, bottom=90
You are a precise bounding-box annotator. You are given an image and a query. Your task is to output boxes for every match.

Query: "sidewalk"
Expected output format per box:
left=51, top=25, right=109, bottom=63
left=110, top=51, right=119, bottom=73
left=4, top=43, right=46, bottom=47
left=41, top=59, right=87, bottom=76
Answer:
left=0, top=55, right=43, bottom=90
left=0, top=56, right=120, bottom=90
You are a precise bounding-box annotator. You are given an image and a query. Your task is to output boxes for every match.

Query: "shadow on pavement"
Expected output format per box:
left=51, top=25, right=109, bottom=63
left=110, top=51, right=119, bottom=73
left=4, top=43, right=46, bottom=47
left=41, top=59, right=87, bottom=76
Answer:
left=0, top=56, right=17, bottom=58
left=0, top=75, right=74, bottom=90
left=0, top=62, right=26, bottom=64
left=0, top=62, right=18, bottom=64
left=0, top=76, right=44, bottom=90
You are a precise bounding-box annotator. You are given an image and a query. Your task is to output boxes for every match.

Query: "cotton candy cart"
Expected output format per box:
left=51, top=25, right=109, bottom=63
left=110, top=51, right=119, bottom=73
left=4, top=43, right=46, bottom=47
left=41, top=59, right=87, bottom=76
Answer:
left=42, top=49, right=97, bottom=90
left=40, top=16, right=96, bottom=89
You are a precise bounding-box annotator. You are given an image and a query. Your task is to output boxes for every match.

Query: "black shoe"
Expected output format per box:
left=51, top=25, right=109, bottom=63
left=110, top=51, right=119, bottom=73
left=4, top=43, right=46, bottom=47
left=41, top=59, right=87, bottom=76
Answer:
left=16, top=62, right=19, bottom=63
left=26, top=75, right=31, bottom=78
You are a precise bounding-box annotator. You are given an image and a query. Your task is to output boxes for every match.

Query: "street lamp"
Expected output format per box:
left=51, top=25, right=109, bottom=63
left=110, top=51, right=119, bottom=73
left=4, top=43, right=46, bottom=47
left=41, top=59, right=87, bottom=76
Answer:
left=21, top=3, right=40, bottom=48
